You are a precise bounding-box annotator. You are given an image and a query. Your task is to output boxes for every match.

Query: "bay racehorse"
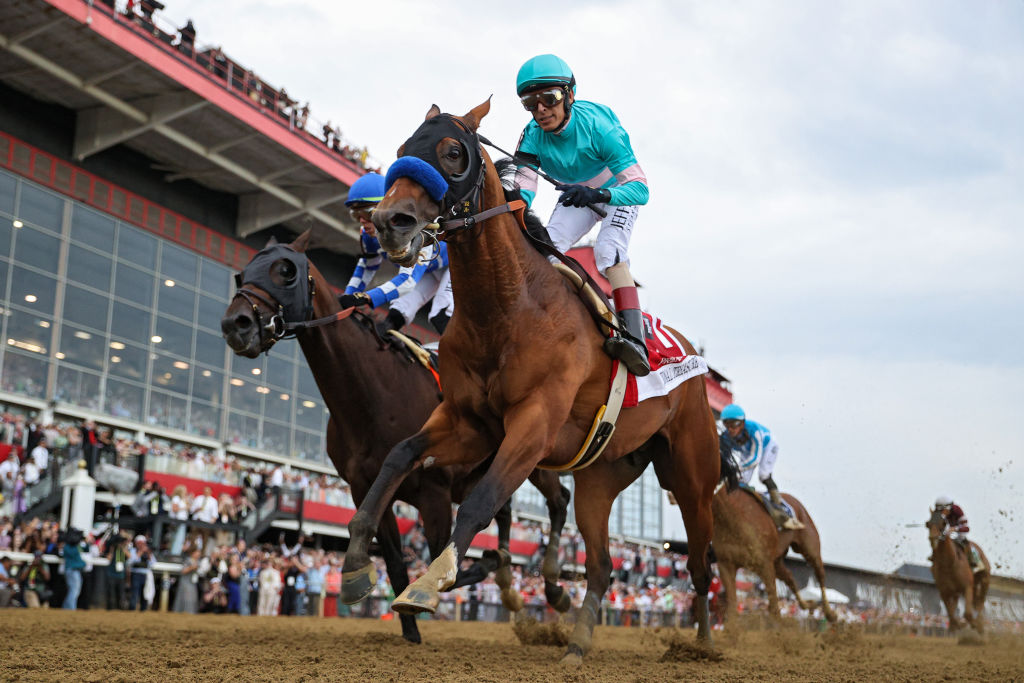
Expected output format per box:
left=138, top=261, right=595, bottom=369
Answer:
left=220, top=230, right=572, bottom=643
left=926, top=507, right=989, bottom=634
left=713, top=452, right=837, bottom=623
left=339, top=100, right=720, bottom=667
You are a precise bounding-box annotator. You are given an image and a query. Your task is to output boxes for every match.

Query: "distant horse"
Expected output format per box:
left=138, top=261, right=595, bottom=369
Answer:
left=339, top=100, right=719, bottom=668
left=926, top=507, right=989, bottom=634
left=220, top=230, right=572, bottom=644
left=712, top=454, right=837, bottom=623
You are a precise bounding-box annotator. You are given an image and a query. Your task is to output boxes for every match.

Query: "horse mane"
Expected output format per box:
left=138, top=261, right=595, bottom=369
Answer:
left=493, top=157, right=554, bottom=249
left=719, top=435, right=741, bottom=491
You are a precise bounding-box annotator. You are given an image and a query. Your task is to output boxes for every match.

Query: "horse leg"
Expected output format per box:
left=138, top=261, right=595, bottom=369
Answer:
left=375, top=509, right=422, bottom=643
left=773, top=556, right=805, bottom=616
left=490, top=498, right=525, bottom=611
left=759, top=560, right=782, bottom=625
left=942, top=593, right=962, bottom=632
left=717, top=558, right=738, bottom=624
left=793, top=535, right=837, bottom=624
left=528, top=469, right=573, bottom=613
left=342, top=431, right=432, bottom=604
left=560, top=457, right=646, bottom=669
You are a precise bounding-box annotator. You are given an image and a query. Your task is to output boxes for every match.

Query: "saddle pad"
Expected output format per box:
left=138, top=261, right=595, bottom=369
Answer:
left=623, top=312, right=708, bottom=407
left=739, top=485, right=797, bottom=519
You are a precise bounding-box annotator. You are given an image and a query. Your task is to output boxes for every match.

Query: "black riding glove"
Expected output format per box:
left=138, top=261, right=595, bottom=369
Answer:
left=338, top=292, right=370, bottom=309
left=376, top=308, right=407, bottom=336
left=555, top=184, right=611, bottom=208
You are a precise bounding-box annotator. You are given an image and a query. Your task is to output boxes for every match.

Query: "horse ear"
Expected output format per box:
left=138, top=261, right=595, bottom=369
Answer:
left=396, top=143, right=405, bottom=158
left=425, top=104, right=441, bottom=121
left=292, top=228, right=313, bottom=253
left=464, top=96, right=492, bottom=131
left=264, top=235, right=279, bottom=248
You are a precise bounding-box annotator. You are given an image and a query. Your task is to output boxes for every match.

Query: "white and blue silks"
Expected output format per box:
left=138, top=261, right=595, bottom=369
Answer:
left=728, top=420, right=780, bottom=486
left=345, top=235, right=449, bottom=309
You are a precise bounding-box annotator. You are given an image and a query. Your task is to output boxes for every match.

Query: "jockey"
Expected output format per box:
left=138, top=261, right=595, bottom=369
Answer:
left=513, top=54, right=651, bottom=377
left=718, top=404, right=804, bottom=531
left=934, top=495, right=984, bottom=572
left=338, top=172, right=454, bottom=334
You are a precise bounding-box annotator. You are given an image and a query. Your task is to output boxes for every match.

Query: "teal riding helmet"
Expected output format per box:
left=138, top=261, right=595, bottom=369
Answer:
left=516, top=54, right=576, bottom=96
left=345, top=172, right=386, bottom=206
left=720, top=404, right=745, bottom=422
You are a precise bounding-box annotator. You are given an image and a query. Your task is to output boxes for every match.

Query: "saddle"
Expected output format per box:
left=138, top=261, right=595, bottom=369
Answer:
left=738, top=484, right=797, bottom=529
left=384, top=330, right=441, bottom=391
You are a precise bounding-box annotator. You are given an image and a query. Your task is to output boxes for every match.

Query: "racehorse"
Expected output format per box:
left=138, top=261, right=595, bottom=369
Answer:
left=712, top=453, right=837, bottom=623
left=220, top=230, right=572, bottom=643
left=338, top=100, right=720, bottom=668
left=926, top=507, right=989, bottom=634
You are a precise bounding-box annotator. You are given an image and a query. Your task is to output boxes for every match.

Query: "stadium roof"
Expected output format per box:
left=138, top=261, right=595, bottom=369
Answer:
left=0, top=0, right=363, bottom=252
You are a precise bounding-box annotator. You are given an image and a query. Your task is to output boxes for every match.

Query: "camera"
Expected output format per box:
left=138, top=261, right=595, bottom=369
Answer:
left=59, top=528, right=85, bottom=545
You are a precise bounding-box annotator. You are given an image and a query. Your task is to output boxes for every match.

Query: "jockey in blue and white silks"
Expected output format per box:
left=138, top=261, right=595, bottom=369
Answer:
left=339, top=172, right=454, bottom=334
left=513, top=54, right=651, bottom=377
left=719, top=404, right=804, bottom=531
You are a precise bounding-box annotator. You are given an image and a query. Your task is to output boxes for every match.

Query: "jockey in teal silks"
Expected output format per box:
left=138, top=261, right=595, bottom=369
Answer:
left=513, top=54, right=651, bottom=376
left=719, top=404, right=805, bottom=531
left=339, top=172, right=454, bottom=334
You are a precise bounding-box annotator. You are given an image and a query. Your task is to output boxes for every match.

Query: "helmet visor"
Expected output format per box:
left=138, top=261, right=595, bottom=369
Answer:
left=520, top=87, right=565, bottom=112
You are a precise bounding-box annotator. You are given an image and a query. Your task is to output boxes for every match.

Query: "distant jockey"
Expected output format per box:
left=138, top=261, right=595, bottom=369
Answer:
left=934, top=495, right=984, bottom=573
left=337, top=172, right=454, bottom=335
left=513, top=54, right=650, bottom=376
left=718, top=404, right=804, bottom=531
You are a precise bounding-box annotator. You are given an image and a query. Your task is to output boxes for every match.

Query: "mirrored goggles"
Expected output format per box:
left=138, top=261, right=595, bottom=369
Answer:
left=723, top=419, right=745, bottom=430
left=520, top=87, right=565, bottom=112
left=348, top=205, right=375, bottom=221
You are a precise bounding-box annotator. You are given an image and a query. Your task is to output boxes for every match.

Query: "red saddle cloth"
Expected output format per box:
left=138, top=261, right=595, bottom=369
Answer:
left=621, top=312, right=706, bottom=408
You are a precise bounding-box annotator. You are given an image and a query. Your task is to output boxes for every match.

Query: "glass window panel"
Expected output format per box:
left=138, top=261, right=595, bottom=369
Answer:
left=149, top=390, right=188, bottom=431
left=260, top=420, right=289, bottom=454
left=113, top=262, right=154, bottom=307
left=197, top=294, right=225, bottom=332
left=55, top=365, right=101, bottom=410
left=0, top=217, right=10, bottom=258
left=154, top=315, right=192, bottom=358
left=200, top=259, right=231, bottom=300
left=107, top=341, right=146, bottom=381
left=0, top=171, right=15, bottom=215
left=265, top=354, right=294, bottom=391
left=294, top=397, right=325, bottom=431
left=5, top=307, right=53, bottom=355
left=297, top=362, right=317, bottom=398
left=151, top=353, right=191, bottom=394
left=58, top=324, right=105, bottom=372
left=229, top=352, right=262, bottom=377
left=62, top=284, right=110, bottom=332
left=227, top=377, right=263, bottom=415
left=293, top=429, right=325, bottom=463
left=192, top=366, right=223, bottom=405
left=0, top=350, right=49, bottom=398
left=116, top=226, right=156, bottom=270
left=156, top=280, right=195, bottom=321
left=70, top=206, right=115, bottom=252
left=14, top=225, right=60, bottom=273
left=226, top=411, right=259, bottom=449
left=111, top=301, right=151, bottom=345
left=188, top=400, right=220, bottom=439
left=105, top=379, right=143, bottom=420
left=267, top=390, right=292, bottom=422
left=67, top=248, right=113, bottom=292
left=0, top=260, right=8, bottom=301
left=160, top=242, right=198, bottom=285
left=17, top=185, right=63, bottom=231
left=195, top=329, right=226, bottom=369
left=9, top=266, right=57, bottom=314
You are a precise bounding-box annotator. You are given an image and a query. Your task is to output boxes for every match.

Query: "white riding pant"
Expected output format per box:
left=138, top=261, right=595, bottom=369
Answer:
left=737, top=440, right=780, bottom=487
left=388, top=268, right=454, bottom=324
left=545, top=202, right=639, bottom=276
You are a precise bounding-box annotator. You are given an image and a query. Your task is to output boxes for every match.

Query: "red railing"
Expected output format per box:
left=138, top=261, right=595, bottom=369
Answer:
left=0, top=129, right=256, bottom=270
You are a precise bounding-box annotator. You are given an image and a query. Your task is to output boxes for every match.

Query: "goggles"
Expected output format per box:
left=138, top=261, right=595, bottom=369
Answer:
left=348, top=205, right=374, bottom=222
left=723, top=419, right=745, bottom=430
left=520, top=87, right=565, bottom=112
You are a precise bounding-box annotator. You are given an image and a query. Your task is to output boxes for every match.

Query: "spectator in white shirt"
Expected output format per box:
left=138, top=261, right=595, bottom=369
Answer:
left=30, top=436, right=49, bottom=473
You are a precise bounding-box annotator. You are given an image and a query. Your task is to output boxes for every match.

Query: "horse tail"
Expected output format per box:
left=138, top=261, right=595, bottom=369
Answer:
left=718, top=435, right=740, bottom=492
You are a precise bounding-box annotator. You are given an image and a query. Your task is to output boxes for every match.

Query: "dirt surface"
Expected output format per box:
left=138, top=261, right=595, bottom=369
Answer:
left=2, top=609, right=1022, bottom=682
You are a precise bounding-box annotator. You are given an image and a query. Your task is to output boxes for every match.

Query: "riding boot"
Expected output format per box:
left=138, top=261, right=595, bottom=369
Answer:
left=429, top=310, right=450, bottom=335
left=769, top=488, right=805, bottom=530
left=604, top=306, right=651, bottom=376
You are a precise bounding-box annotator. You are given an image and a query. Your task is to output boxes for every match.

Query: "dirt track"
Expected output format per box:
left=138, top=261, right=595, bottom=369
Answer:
left=1, top=609, right=1021, bottom=682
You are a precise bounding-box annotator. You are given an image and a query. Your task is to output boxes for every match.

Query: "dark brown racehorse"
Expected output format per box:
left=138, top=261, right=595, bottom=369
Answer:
left=220, top=230, right=572, bottom=643
left=712, top=455, right=836, bottom=623
left=338, top=101, right=719, bottom=667
left=926, top=507, right=989, bottom=634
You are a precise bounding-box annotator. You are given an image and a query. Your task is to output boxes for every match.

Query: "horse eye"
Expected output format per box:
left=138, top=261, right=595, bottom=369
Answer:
left=446, top=147, right=462, bottom=160
left=271, top=260, right=297, bottom=285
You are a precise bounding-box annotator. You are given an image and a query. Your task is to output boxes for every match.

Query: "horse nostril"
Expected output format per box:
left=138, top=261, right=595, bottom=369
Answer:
left=389, top=212, right=418, bottom=229
left=221, top=313, right=252, bottom=335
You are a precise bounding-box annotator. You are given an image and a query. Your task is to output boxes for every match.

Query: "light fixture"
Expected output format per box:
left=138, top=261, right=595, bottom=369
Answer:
left=251, top=368, right=261, bottom=375
left=110, top=341, right=125, bottom=350
left=24, top=295, right=37, bottom=303
left=38, top=321, right=50, bottom=328
left=302, top=400, right=315, bottom=408
left=111, top=356, right=122, bottom=363
left=256, top=386, right=270, bottom=394
left=151, top=335, right=162, bottom=343
left=12, top=220, right=22, bottom=228
left=164, top=280, right=175, bottom=287
left=201, top=370, right=212, bottom=377
left=173, top=361, right=189, bottom=369
left=230, top=378, right=244, bottom=386
left=73, top=331, right=92, bottom=340
left=279, top=393, right=290, bottom=401
left=55, top=352, right=65, bottom=360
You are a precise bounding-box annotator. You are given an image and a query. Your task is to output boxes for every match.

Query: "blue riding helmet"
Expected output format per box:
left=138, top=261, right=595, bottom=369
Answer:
left=345, top=172, right=386, bottom=206
left=720, top=404, right=745, bottom=422
left=516, top=54, right=576, bottom=96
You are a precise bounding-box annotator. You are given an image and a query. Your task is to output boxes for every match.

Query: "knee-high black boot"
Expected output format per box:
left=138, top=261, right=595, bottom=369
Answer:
left=603, top=308, right=650, bottom=377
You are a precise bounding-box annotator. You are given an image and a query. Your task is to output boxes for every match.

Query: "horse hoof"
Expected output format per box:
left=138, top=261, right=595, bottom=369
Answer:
left=550, top=589, right=572, bottom=614
left=392, top=588, right=439, bottom=615
left=340, top=564, right=377, bottom=604
left=559, top=644, right=585, bottom=669
left=501, top=589, right=524, bottom=613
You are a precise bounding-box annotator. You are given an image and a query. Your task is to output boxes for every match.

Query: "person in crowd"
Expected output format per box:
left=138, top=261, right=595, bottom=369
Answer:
left=169, top=485, right=190, bottom=556
left=177, top=19, right=196, bottom=56
left=933, top=495, right=985, bottom=573
left=513, top=53, right=651, bottom=376
left=30, top=435, right=49, bottom=476
left=105, top=533, right=129, bottom=610
left=718, top=404, right=804, bottom=530
left=280, top=554, right=302, bottom=616
left=257, top=557, right=281, bottom=616
left=18, top=550, right=51, bottom=608
left=304, top=551, right=326, bottom=617
left=337, top=172, right=453, bottom=335
left=0, top=555, right=19, bottom=607
left=59, top=528, right=88, bottom=610
left=127, top=534, right=154, bottom=611
left=190, top=485, right=218, bottom=548
left=173, top=546, right=201, bottom=613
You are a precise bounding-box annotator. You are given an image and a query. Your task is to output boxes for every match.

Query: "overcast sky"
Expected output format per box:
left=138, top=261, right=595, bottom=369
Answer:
left=166, top=0, right=1023, bottom=577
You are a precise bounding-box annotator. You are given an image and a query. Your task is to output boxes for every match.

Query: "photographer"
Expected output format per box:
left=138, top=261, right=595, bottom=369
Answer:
left=128, top=535, right=154, bottom=611
left=59, top=527, right=87, bottom=610
left=18, top=550, right=51, bottom=607
left=105, top=534, right=129, bottom=610
left=0, top=555, right=18, bottom=606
